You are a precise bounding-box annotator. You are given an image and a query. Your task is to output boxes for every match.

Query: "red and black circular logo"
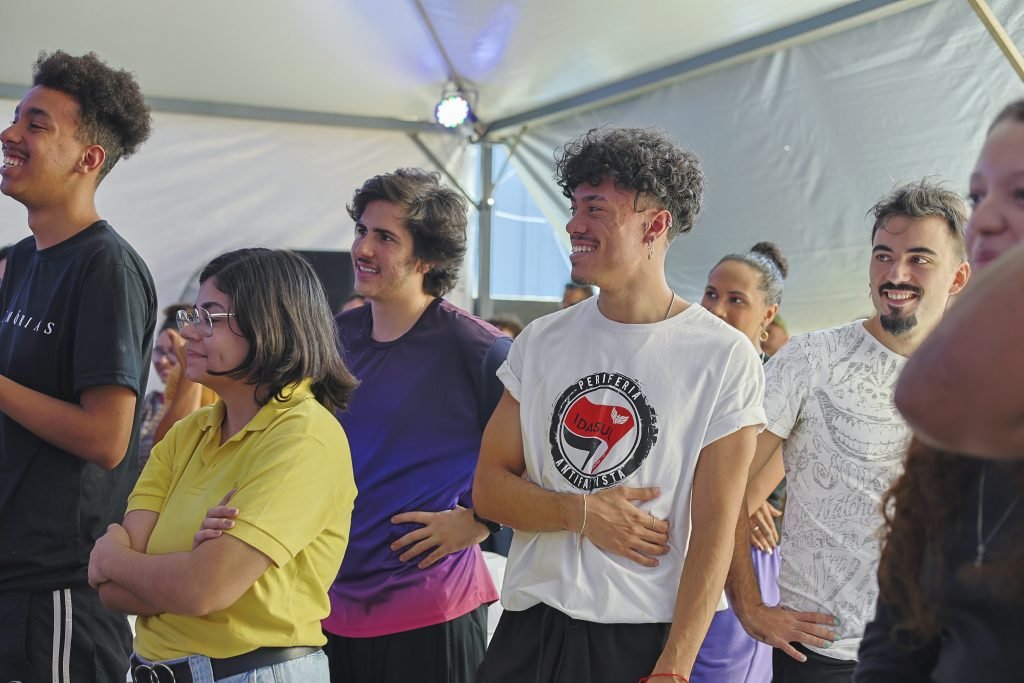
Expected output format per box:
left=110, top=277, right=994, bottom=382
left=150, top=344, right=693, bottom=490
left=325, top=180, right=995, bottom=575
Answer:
left=548, top=372, right=658, bottom=491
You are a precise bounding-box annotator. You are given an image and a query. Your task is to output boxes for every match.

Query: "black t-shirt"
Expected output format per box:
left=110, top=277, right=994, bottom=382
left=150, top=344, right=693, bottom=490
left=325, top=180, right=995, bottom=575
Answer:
left=0, top=221, right=156, bottom=591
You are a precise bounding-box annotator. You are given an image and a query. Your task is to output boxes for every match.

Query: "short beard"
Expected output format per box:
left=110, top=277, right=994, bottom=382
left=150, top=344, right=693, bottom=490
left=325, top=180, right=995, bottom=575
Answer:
left=571, top=274, right=598, bottom=287
left=880, top=311, right=918, bottom=336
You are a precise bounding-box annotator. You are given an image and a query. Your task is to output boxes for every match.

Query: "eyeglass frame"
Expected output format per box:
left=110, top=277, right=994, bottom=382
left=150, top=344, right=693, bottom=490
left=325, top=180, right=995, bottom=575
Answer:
left=176, top=306, right=237, bottom=338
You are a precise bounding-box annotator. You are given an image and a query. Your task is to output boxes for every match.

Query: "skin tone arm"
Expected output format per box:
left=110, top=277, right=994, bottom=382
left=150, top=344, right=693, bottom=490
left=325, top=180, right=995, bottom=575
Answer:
left=895, top=242, right=1024, bottom=459
left=0, top=380, right=135, bottom=469
left=90, top=503, right=272, bottom=617
left=473, top=390, right=670, bottom=565
left=726, top=431, right=837, bottom=661
left=153, top=330, right=204, bottom=444
left=648, top=426, right=757, bottom=677
left=747, top=446, right=785, bottom=552
left=96, top=510, right=162, bottom=616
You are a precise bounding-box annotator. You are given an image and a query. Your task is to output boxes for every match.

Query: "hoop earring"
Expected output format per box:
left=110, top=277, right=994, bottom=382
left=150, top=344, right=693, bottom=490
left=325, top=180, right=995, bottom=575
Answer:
left=760, top=328, right=770, bottom=343
left=647, top=240, right=654, bottom=260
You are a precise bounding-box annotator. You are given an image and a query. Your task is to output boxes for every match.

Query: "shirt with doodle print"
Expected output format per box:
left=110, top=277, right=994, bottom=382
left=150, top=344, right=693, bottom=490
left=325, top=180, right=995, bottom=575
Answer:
left=764, top=321, right=910, bottom=661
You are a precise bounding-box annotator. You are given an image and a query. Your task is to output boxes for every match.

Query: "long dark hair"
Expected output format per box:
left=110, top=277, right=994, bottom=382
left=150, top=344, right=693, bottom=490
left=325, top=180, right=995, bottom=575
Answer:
left=199, top=248, right=358, bottom=412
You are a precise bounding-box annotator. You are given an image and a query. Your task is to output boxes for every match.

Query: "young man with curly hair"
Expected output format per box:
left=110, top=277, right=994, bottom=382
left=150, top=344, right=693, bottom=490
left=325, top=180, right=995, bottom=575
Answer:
left=473, top=128, right=767, bottom=683
left=323, top=168, right=511, bottom=683
left=0, top=52, right=156, bottom=681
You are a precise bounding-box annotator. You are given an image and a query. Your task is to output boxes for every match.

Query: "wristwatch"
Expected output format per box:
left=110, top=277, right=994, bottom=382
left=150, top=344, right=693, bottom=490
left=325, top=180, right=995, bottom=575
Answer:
left=473, top=511, right=502, bottom=535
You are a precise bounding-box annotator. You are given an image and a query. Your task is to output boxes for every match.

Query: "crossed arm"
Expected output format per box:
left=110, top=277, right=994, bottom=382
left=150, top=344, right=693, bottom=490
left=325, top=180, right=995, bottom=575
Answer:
left=90, top=507, right=272, bottom=617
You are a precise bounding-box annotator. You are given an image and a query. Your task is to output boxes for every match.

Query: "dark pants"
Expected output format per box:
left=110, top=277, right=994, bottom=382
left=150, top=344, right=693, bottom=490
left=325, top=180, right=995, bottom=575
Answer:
left=325, top=605, right=487, bottom=683
left=0, top=586, right=132, bottom=683
left=773, top=643, right=856, bottom=683
left=476, top=603, right=671, bottom=683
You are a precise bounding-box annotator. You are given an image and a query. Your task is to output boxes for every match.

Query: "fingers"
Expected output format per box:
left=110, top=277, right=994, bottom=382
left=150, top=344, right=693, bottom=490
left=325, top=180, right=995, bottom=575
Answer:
left=617, top=486, right=661, bottom=502
left=391, top=527, right=431, bottom=553
left=623, top=548, right=661, bottom=568
left=418, top=547, right=447, bottom=569
left=391, top=511, right=435, bottom=525
left=398, top=538, right=440, bottom=563
left=632, top=539, right=669, bottom=559
left=777, top=641, right=808, bottom=663
left=217, top=487, right=239, bottom=507
left=768, top=503, right=783, bottom=517
left=203, top=505, right=239, bottom=523
left=192, top=528, right=223, bottom=549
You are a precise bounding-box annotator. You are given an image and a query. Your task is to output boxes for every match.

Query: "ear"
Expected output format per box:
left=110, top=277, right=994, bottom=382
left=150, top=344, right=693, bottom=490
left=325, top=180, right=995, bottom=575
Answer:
left=643, top=208, right=673, bottom=244
left=948, top=260, right=971, bottom=296
left=416, top=261, right=433, bottom=275
left=762, top=303, right=779, bottom=329
left=78, top=144, right=106, bottom=176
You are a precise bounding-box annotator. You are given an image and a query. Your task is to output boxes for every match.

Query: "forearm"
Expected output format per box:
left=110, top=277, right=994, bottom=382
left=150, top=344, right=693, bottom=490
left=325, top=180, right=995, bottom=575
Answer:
left=99, top=544, right=212, bottom=616
left=656, top=508, right=739, bottom=675
left=746, top=448, right=784, bottom=512
left=0, top=377, right=131, bottom=468
left=98, top=581, right=163, bottom=616
left=725, top=506, right=766, bottom=620
left=153, top=377, right=203, bottom=443
left=473, top=465, right=580, bottom=533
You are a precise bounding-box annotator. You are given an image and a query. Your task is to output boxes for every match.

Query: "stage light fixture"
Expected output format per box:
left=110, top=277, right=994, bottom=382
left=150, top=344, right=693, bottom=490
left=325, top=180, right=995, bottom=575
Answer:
left=435, top=91, right=472, bottom=129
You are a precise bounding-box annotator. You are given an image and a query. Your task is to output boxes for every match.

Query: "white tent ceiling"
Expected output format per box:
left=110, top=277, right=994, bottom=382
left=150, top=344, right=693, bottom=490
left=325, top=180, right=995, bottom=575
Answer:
left=1, top=0, right=864, bottom=127
left=0, top=0, right=1022, bottom=335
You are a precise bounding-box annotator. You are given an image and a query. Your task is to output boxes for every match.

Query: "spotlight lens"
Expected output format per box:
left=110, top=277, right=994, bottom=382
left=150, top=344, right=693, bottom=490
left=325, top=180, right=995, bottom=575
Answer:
left=435, top=94, right=470, bottom=128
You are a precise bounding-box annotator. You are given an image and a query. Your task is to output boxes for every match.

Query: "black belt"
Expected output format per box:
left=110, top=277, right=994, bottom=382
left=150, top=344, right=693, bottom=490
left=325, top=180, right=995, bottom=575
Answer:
left=130, top=646, right=320, bottom=682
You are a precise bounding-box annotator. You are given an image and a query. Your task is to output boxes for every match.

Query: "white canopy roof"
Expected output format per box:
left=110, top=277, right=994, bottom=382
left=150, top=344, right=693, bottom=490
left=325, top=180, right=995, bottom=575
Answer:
left=1, top=0, right=1022, bottom=332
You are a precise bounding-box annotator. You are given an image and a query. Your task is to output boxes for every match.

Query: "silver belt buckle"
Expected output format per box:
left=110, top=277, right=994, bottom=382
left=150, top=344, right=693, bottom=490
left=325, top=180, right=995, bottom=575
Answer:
left=133, top=662, right=176, bottom=683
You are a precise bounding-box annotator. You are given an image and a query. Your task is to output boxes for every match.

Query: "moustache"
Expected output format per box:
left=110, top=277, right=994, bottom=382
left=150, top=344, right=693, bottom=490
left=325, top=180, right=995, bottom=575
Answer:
left=878, top=282, right=922, bottom=297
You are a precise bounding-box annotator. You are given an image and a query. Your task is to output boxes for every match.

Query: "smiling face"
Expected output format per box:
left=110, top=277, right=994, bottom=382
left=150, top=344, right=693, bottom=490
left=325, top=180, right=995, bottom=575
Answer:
left=701, top=259, right=776, bottom=347
left=350, top=200, right=430, bottom=304
left=180, top=277, right=250, bottom=392
left=152, top=328, right=178, bottom=384
left=869, top=214, right=969, bottom=336
left=0, top=86, right=95, bottom=208
left=967, top=118, right=1024, bottom=269
left=566, top=178, right=661, bottom=288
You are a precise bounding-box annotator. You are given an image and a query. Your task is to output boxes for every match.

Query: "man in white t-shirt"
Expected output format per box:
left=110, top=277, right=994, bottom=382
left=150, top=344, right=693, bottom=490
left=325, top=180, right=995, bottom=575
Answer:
left=473, top=128, right=768, bottom=683
left=727, top=180, right=972, bottom=683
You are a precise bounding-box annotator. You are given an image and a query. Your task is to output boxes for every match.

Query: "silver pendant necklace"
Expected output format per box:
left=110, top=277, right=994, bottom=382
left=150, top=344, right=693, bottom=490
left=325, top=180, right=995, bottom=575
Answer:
left=974, top=463, right=1021, bottom=567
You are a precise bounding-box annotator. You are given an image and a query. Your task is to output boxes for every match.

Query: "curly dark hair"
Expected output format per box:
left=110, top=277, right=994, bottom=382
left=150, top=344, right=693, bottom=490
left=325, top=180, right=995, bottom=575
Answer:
left=347, top=168, right=467, bottom=297
left=32, top=51, right=152, bottom=183
left=869, top=178, right=968, bottom=261
left=198, top=248, right=359, bottom=413
left=712, top=241, right=788, bottom=307
left=878, top=440, right=1024, bottom=641
left=554, top=127, right=704, bottom=240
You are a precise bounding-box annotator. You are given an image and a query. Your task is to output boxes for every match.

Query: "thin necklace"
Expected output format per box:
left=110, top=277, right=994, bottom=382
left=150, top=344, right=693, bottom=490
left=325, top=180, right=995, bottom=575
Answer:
left=975, top=463, right=1021, bottom=567
left=663, top=291, right=676, bottom=321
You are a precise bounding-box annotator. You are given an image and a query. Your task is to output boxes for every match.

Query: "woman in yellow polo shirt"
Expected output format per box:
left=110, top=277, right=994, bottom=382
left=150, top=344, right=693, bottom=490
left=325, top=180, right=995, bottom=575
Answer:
left=88, top=248, right=358, bottom=682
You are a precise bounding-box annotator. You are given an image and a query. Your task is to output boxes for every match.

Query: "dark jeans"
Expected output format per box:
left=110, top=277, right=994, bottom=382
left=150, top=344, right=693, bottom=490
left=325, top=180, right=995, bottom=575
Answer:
left=773, top=643, right=856, bottom=683
left=325, top=604, right=487, bottom=683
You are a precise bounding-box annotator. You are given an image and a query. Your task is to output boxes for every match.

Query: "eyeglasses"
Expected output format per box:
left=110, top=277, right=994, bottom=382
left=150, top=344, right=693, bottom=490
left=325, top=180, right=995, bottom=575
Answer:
left=176, top=306, right=236, bottom=338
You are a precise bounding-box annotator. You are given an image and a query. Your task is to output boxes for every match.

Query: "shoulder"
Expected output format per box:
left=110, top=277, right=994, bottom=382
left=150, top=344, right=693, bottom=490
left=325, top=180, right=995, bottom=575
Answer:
left=432, top=299, right=510, bottom=353
left=335, top=305, right=371, bottom=348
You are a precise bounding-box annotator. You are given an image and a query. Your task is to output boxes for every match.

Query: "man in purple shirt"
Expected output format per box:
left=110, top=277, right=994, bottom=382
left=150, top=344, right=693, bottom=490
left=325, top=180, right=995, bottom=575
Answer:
left=324, top=168, right=510, bottom=683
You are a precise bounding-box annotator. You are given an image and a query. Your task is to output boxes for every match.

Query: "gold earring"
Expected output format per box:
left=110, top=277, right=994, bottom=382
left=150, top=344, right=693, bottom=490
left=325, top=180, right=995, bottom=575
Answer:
left=647, top=240, right=654, bottom=260
left=760, top=328, right=770, bottom=343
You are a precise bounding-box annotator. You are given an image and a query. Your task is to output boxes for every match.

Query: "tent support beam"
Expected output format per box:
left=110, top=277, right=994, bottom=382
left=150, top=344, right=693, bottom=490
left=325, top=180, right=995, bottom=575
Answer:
left=407, top=133, right=479, bottom=209
left=483, top=0, right=917, bottom=134
left=7, top=84, right=454, bottom=135
left=476, top=143, right=495, bottom=319
left=968, top=0, right=1024, bottom=82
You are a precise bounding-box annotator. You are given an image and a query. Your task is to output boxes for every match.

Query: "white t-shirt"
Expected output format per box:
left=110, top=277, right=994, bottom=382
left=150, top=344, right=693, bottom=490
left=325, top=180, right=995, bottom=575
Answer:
left=497, top=298, right=766, bottom=624
left=765, top=321, right=910, bottom=661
